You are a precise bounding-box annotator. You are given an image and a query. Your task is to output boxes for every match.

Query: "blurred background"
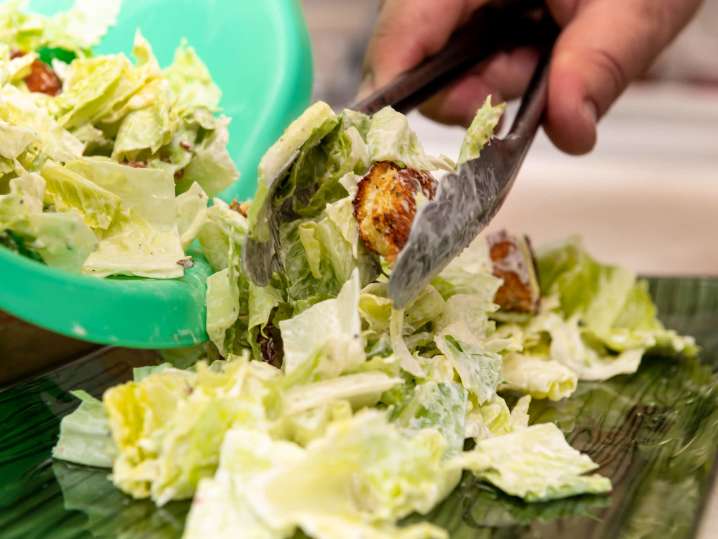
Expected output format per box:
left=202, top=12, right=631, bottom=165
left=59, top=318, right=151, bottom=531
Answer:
left=302, top=0, right=718, bottom=276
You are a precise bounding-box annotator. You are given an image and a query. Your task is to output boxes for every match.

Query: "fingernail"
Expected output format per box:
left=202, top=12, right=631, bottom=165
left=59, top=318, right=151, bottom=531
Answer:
left=582, top=100, right=597, bottom=125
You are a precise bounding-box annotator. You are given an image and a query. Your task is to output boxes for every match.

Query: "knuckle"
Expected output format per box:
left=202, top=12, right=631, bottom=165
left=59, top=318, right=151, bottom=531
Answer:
left=584, top=47, right=628, bottom=103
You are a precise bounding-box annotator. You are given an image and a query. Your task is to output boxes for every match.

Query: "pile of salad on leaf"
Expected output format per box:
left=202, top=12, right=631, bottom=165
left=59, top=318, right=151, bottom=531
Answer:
left=53, top=101, right=698, bottom=539
left=11, top=2, right=695, bottom=538
left=0, top=0, right=237, bottom=277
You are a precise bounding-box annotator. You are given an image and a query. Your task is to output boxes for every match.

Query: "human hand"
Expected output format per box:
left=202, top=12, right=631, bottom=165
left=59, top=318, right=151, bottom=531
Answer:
left=359, top=0, right=702, bottom=154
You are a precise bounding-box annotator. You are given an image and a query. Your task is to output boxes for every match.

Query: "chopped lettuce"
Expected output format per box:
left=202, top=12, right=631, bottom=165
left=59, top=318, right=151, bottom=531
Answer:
left=501, top=353, right=577, bottom=401
left=103, top=360, right=276, bottom=505
left=0, top=0, right=120, bottom=56
left=175, top=181, right=208, bottom=248
left=366, top=106, right=454, bottom=172
left=0, top=4, right=234, bottom=280
left=65, top=157, right=185, bottom=278
left=0, top=172, right=96, bottom=270
left=49, top=93, right=701, bottom=539
left=279, top=269, right=364, bottom=377
left=0, top=83, right=84, bottom=162
left=245, top=411, right=458, bottom=536
left=526, top=240, right=698, bottom=380
left=248, top=101, right=337, bottom=243
left=52, top=390, right=116, bottom=468
left=185, top=420, right=450, bottom=539
left=283, top=371, right=401, bottom=415
left=435, top=335, right=501, bottom=405
left=457, top=97, right=505, bottom=164
left=177, top=117, right=238, bottom=197
left=164, top=39, right=221, bottom=116
left=41, top=159, right=120, bottom=230
left=454, top=423, right=612, bottom=501
left=392, top=381, right=468, bottom=457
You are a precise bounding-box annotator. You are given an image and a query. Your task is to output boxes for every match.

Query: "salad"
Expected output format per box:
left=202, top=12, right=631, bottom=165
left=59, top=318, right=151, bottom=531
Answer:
left=53, top=94, right=697, bottom=539
left=0, top=0, right=236, bottom=277
left=3, top=1, right=697, bottom=538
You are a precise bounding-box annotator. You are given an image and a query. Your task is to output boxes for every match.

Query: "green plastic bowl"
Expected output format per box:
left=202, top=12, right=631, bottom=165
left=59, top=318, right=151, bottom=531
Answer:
left=0, top=0, right=313, bottom=348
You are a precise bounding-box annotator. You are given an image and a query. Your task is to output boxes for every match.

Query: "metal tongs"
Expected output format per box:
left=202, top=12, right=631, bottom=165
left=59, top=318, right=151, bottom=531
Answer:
left=248, top=0, right=558, bottom=307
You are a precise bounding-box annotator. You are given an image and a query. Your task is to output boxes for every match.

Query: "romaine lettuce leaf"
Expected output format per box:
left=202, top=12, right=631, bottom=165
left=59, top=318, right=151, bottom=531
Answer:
left=185, top=423, right=449, bottom=539
left=283, top=371, right=402, bottom=415
left=246, top=410, right=458, bottom=534
left=164, top=39, right=221, bottom=116
left=538, top=238, right=635, bottom=335
left=65, top=157, right=184, bottom=278
left=184, top=472, right=284, bottom=539
left=433, top=236, right=501, bottom=300
left=500, top=353, right=577, bottom=401
left=22, top=209, right=97, bottom=271
left=279, top=270, right=364, bottom=377
left=205, top=248, right=246, bottom=356
left=280, top=400, right=354, bottom=447
left=526, top=240, right=698, bottom=381
left=0, top=172, right=44, bottom=227
left=0, top=118, right=35, bottom=159
left=435, top=335, right=501, bottom=405
left=43, top=0, right=121, bottom=52
left=0, top=46, right=36, bottom=84
left=41, top=160, right=121, bottom=230
left=57, top=54, right=129, bottom=129
left=457, top=97, right=505, bottom=164
left=274, top=122, right=368, bottom=219
left=366, top=106, right=454, bottom=172
left=0, top=84, right=84, bottom=162
left=0, top=172, right=96, bottom=271
left=199, top=198, right=252, bottom=355
left=453, top=422, right=611, bottom=501
left=465, top=394, right=510, bottom=440
left=392, top=381, right=467, bottom=457
left=249, top=101, right=337, bottom=243
left=175, top=181, right=208, bottom=248
left=52, top=390, right=116, bottom=468
left=176, top=117, right=238, bottom=197
left=198, top=197, right=247, bottom=272
left=105, top=360, right=276, bottom=505
left=389, top=307, right=425, bottom=378
left=112, top=91, right=172, bottom=161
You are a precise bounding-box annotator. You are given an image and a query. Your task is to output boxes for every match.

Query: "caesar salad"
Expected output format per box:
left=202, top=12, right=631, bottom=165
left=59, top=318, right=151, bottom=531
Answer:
left=0, top=2, right=698, bottom=538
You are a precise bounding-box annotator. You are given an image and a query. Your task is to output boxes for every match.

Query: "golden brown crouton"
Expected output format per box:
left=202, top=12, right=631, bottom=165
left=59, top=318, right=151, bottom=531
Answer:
left=488, top=230, right=540, bottom=313
left=229, top=200, right=250, bottom=217
left=25, top=60, right=62, bottom=96
left=353, top=161, right=437, bottom=262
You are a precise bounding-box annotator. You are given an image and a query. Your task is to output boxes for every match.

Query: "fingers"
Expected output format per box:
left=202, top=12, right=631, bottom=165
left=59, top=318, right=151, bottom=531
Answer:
left=545, top=0, right=702, bottom=154
left=360, top=0, right=702, bottom=156
left=419, top=47, right=539, bottom=126
left=358, top=0, right=488, bottom=98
